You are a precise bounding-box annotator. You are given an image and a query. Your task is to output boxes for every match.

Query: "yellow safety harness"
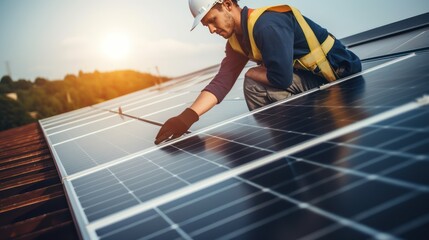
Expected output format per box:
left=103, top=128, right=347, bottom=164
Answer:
left=228, top=5, right=337, bottom=82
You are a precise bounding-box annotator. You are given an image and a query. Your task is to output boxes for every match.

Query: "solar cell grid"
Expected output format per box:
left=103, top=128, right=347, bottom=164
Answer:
left=40, top=63, right=253, bottom=178
left=72, top=51, right=424, bottom=237
left=70, top=133, right=275, bottom=222
left=52, top=52, right=414, bottom=229
left=123, top=91, right=201, bottom=119
left=41, top=107, right=104, bottom=129
left=44, top=111, right=112, bottom=135
left=348, top=26, right=429, bottom=60
left=92, top=86, right=158, bottom=110
left=48, top=113, right=136, bottom=144
left=54, top=118, right=158, bottom=175
left=44, top=53, right=417, bottom=179
left=95, top=104, right=428, bottom=240
left=177, top=100, right=250, bottom=130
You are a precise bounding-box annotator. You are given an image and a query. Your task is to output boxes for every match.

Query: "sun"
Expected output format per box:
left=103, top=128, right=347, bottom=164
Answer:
left=101, top=33, right=131, bottom=60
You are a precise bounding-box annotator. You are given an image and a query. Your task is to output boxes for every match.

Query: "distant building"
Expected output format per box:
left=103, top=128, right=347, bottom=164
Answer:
left=28, top=111, right=38, bottom=119
left=6, top=92, right=18, bottom=101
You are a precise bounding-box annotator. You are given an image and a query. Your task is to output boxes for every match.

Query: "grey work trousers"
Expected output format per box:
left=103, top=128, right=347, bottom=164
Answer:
left=243, top=69, right=328, bottom=111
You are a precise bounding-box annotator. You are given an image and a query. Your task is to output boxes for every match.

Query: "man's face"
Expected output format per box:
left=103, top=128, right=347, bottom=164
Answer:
left=201, top=3, right=235, bottom=39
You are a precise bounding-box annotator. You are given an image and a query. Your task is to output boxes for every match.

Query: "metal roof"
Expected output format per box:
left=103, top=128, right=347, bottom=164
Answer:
left=0, top=123, right=79, bottom=240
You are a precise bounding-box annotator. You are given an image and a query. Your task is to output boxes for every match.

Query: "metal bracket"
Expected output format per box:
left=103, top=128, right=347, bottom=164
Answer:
left=319, top=83, right=332, bottom=90
left=416, top=95, right=429, bottom=106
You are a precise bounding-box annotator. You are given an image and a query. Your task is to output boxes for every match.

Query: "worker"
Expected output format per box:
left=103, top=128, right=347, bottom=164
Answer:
left=154, top=0, right=361, bottom=145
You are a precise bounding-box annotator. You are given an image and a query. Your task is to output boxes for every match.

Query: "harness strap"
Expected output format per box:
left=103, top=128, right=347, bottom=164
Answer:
left=288, top=6, right=336, bottom=81
left=228, top=33, right=245, bottom=56
left=294, top=34, right=335, bottom=74
left=228, top=5, right=337, bottom=82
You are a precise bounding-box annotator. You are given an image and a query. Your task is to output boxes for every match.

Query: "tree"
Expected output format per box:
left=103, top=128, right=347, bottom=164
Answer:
left=14, top=79, right=33, bottom=90
left=0, top=95, right=34, bottom=131
left=0, top=75, right=13, bottom=85
left=0, top=69, right=172, bottom=131
left=35, top=77, right=48, bottom=86
left=0, top=75, right=13, bottom=93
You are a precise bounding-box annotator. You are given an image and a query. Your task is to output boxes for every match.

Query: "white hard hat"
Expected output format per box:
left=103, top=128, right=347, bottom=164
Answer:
left=189, top=0, right=222, bottom=31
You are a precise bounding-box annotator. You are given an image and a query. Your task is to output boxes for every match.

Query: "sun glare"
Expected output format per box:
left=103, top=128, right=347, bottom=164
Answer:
left=101, top=33, right=131, bottom=60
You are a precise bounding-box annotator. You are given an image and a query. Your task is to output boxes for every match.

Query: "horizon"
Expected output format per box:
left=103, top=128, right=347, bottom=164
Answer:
left=1, top=0, right=429, bottom=81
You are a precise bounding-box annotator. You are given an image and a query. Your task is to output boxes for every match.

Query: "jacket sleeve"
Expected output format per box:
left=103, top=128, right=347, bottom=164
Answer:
left=203, top=42, right=249, bottom=103
left=254, top=22, right=295, bottom=89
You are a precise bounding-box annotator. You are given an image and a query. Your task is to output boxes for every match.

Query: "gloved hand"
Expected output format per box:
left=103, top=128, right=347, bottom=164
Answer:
left=154, top=108, right=199, bottom=145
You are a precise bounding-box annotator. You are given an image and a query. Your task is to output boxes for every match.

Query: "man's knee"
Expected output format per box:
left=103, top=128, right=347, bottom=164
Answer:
left=288, top=70, right=327, bottom=94
left=243, top=77, right=294, bottom=110
left=244, top=77, right=261, bottom=95
left=243, top=77, right=270, bottom=110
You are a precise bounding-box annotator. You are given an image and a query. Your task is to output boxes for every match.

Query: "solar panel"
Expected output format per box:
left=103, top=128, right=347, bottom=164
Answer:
left=38, top=15, right=429, bottom=240
left=40, top=63, right=255, bottom=177
left=347, top=26, right=429, bottom=60
left=90, top=104, right=429, bottom=239
left=342, top=12, right=429, bottom=59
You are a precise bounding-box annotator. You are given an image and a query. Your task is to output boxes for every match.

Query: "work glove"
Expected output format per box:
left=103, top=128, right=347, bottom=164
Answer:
left=154, top=108, right=199, bottom=145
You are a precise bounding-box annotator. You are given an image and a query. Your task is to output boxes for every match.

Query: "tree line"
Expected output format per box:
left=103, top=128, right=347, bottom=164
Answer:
left=0, top=70, right=168, bottom=131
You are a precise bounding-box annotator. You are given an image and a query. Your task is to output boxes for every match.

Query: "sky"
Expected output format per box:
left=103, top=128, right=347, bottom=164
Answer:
left=1, top=0, right=429, bottom=81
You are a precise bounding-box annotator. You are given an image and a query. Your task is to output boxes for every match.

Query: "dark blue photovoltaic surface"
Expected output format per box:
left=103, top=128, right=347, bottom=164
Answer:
left=71, top=135, right=274, bottom=222
left=72, top=51, right=429, bottom=230
left=348, top=26, right=429, bottom=59
left=200, top=51, right=429, bottom=152
left=96, top=102, right=429, bottom=240
left=91, top=51, right=429, bottom=239
left=54, top=115, right=159, bottom=175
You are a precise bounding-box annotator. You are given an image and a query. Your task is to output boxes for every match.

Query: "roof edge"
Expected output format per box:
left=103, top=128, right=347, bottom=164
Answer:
left=341, top=12, right=429, bottom=47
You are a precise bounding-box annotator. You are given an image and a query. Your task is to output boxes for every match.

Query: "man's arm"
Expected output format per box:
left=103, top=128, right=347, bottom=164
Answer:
left=190, top=90, right=218, bottom=116
left=244, top=65, right=270, bottom=85
left=154, top=91, right=217, bottom=145
left=154, top=42, right=248, bottom=145
left=154, top=63, right=268, bottom=145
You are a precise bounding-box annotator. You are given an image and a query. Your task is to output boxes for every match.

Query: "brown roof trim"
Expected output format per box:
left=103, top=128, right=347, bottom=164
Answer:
left=0, top=123, right=79, bottom=240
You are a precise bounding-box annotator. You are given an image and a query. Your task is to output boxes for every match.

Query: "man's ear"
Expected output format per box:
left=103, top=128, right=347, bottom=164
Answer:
left=223, top=0, right=233, bottom=10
